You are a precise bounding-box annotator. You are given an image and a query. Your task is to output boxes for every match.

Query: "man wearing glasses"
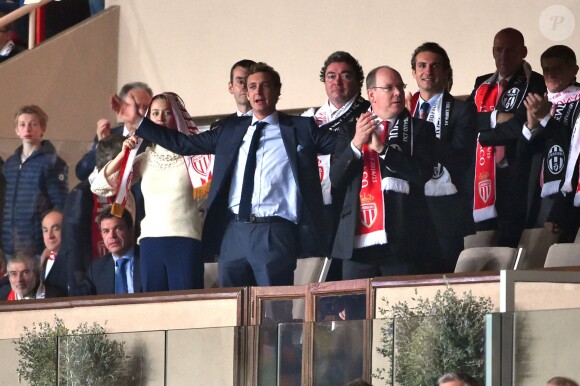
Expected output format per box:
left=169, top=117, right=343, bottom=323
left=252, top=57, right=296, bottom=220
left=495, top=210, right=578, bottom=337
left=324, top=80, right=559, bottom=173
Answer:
left=330, top=66, right=437, bottom=279
left=408, top=42, right=478, bottom=273
left=302, top=52, right=371, bottom=272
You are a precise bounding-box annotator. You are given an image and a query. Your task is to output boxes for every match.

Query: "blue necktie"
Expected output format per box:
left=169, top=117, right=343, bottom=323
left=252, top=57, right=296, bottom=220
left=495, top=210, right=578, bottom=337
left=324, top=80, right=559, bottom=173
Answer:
left=419, top=102, right=431, bottom=120
left=115, top=258, right=128, bottom=294
left=238, top=121, right=267, bottom=221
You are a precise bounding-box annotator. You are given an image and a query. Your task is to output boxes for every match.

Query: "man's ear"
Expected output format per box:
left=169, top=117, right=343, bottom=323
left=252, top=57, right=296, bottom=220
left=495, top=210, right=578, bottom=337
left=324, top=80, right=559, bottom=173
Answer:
left=228, top=82, right=234, bottom=95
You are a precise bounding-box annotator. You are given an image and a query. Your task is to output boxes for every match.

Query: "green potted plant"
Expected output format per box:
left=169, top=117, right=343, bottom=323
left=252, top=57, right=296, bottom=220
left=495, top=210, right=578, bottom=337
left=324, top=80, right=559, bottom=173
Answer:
left=14, top=316, right=132, bottom=386
left=374, top=286, right=493, bottom=386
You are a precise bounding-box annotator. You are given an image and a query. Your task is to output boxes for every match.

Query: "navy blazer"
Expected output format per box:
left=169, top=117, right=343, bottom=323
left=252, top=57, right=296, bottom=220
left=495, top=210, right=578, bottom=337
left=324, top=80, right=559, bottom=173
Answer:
left=136, top=112, right=337, bottom=257
left=76, top=247, right=141, bottom=296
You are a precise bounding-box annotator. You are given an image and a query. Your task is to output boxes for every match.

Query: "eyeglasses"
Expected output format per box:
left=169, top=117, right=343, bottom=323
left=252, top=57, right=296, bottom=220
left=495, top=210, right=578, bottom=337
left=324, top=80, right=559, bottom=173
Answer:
left=371, top=84, right=407, bottom=92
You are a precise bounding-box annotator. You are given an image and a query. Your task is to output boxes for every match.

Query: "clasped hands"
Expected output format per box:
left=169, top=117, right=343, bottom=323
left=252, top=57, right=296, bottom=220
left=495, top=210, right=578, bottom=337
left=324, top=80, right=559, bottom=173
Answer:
left=353, top=112, right=386, bottom=154
left=523, top=92, right=550, bottom=129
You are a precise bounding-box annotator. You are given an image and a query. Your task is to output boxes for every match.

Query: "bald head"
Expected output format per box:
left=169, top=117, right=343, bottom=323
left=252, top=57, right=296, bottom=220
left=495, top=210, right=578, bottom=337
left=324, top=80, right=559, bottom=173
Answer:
left=493, top=28, right=528, bottom=78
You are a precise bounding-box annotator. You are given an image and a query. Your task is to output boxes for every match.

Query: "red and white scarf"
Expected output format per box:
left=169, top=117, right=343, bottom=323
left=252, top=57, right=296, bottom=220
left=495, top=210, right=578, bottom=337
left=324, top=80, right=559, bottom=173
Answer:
left=355, top=122, right=388, bottom=248
left=555, top=86, right=580, bottom=205
left=473, top=62, right=532, bottom=222
left=112, top=93, right=214, bottom=217
left=165, top=93, right=215, bottom=199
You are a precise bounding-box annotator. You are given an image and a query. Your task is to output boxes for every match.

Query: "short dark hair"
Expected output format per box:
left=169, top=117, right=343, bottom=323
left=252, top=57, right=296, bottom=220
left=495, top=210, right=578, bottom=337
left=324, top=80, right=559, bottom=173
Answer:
left=411, top=42, right=451, bottom=70
left=547, top=377, right=579, bottom=386
left=495, top=27, right=525, bottom=46
left=96, top=206, right=133, bottom=231
left=41, top=209, right=63, bottom=223
left=365, top=65, right=398, bottom=90
left=119, top=82, right=153, bottom=101
left=319, top=51, right=364, bottom=88
left=438, top=372, right=479, bottom=386
left=14, top=105, right=48, bottom=128
left=246, top=62, right=282, bottom=90
left=96, top=133, right=125, bottom=171
left=229, top=59, right=256, bottom=83
left=541, top=45, right=577, bottom=67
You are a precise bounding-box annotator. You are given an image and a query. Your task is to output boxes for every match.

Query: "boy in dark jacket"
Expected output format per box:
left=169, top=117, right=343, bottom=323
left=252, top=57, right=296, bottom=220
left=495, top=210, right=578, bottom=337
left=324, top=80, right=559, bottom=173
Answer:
left=2, top=105, right=68, bottom=258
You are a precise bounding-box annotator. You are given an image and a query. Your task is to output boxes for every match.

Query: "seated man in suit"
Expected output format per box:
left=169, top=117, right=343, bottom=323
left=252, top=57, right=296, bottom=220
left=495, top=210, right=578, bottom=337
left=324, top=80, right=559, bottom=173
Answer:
left=78, top=207, right=141, bottom=295
left=115, top=62, right=336, bottom=288
left=331, top=66, right=437, bottom=279
left=40, top=209, right=68, bottom=296
left=0, top=252, right=62, bottom=300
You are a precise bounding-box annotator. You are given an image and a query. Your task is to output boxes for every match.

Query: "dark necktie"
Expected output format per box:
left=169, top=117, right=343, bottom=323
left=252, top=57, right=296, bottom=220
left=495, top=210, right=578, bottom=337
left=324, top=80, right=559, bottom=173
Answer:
left=238, top=121, right=267, bottom=221
left=419, top=102, right=431, bottom=120
left=115, top=258, right=128, bottom=294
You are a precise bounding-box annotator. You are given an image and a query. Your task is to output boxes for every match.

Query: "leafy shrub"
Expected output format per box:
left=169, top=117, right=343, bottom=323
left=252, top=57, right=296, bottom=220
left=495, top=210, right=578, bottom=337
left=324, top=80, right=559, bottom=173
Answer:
left=374, top=286, right=493, bottom=385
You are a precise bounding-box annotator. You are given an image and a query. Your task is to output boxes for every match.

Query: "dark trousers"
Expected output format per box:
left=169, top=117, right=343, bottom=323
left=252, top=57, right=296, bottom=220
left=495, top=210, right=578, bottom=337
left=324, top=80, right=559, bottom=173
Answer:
left=342, top=244, right=413, bottom=280
left=426, top=194, right=471, bottom=273
left=219, top=220, right=298, bottom=287
left=140, top=237, right=204, bottom=292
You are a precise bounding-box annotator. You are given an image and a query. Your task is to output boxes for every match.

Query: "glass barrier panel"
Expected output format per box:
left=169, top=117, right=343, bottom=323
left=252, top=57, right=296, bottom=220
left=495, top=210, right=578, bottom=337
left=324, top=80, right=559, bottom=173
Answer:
left=2, top=335, right=57, bottom=385
left=276, top=322, right=304, bottom=386
left=260, top=298, right=303, bottom=325
left=315, top=293, right=367, bottom=321
left=311, top=319, right=368, bottom=386
left=167, top=326, right=244, bottom=386
left=511, top=308, right=580, bottom=386
left=57, top=330, right=163, bottom=385
left=391, top=315, right=487, bottom=386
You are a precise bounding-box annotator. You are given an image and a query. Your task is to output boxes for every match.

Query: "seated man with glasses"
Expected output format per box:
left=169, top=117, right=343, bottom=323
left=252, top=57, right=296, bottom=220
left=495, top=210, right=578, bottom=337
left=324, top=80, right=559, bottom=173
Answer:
left=330, top=65, right=437, bottom=279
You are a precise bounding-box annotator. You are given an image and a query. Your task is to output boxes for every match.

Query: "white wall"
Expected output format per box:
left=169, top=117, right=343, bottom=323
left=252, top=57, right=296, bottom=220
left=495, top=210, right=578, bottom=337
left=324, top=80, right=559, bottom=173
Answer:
left=108, top=0, right=579, bottom=116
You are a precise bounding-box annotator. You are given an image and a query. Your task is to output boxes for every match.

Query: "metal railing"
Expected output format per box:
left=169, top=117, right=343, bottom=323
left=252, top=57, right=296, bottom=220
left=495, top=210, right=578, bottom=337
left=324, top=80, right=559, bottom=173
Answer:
left=0, top=0, right=54, bottom=49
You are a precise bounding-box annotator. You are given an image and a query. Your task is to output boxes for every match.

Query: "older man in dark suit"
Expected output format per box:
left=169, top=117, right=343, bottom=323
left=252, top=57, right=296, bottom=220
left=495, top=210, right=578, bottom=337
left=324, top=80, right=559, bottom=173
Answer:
left=117, top=62, right=336, bottom=288
left=331, top=66, right=437, bottom=279
left=77, top=207, right=141, bottom=295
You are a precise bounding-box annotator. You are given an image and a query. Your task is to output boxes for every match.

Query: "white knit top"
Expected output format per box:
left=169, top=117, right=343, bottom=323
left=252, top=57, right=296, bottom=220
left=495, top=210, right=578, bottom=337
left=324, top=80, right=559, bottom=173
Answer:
left=91, top=145, right=206, bottom=243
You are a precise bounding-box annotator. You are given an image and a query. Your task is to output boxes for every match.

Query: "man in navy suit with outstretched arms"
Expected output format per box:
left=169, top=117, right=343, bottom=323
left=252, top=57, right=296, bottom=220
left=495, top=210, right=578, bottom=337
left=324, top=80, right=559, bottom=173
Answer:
left=116, top=62, right=336, bottom=288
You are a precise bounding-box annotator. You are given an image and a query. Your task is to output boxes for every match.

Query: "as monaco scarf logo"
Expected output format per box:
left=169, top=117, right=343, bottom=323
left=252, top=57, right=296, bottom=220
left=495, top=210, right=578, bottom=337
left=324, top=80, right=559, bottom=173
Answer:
left=318, top=158, right=324, bottom=182
left=359, top=194, right=377, bottom=228
left=190, top=155, right=211, bottom=178
left=478, top=173, right=492, bottom=203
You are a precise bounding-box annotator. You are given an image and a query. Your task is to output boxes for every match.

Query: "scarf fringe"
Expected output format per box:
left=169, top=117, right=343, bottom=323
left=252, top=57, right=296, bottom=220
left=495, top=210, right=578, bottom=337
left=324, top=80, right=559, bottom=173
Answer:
left=473, top=206, right=497, bottom=222
left=425, top=180, right=458, bottom=196
left=193, top=181, right=211, bottom=200
left=382, top=177, right=410, bottom=194
left=542, top=180, right=561, bottom=197
left=354, top=231, right=387, bottom=249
